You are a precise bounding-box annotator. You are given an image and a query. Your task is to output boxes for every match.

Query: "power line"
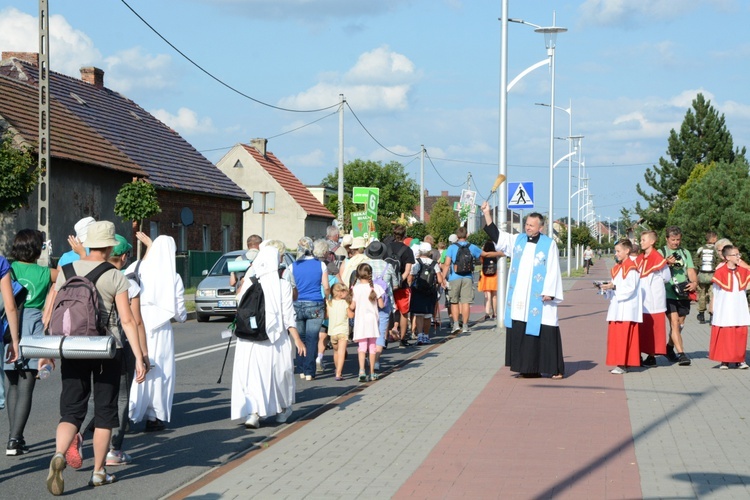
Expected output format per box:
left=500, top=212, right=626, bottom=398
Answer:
left=344, top=102, right=420, bottom=158
left=424, top=151, right=464, bottom=188
left=119, top=0, right=339, bottom=113
left=268, top=110, right=339, bottom=139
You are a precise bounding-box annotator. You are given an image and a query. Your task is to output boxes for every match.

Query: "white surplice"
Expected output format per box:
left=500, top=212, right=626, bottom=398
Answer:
left=128, top=237, right=187, bottom=423
left=605, top=263, right=643, bottom=323
left=494, top=232, right=563, bottom=327
left=712, top=278, right=750, bottom=327
left=231, top=246, right=297, bottom=420
left=640, top=261, right=670, bottom=314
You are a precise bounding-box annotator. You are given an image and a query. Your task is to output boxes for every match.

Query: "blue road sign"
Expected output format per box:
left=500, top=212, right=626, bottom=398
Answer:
left=507, top=182, right=534, bottom=209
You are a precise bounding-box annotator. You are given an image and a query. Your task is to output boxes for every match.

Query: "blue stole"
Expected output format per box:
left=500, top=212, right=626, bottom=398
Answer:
left=504, top=234, right=553, bottom=336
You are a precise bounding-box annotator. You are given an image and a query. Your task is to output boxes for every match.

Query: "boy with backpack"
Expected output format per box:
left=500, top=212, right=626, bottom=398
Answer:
left=410, top=243, right=443, bottom=344
left=41, top=221, right=147, bottom=494
left=442, top=227, right=484, bottom=334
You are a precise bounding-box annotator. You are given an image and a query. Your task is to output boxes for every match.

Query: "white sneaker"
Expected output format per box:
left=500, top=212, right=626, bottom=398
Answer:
left=738, top=362, right=749, bottom=370
left=316, top=358, right=324, bottom=374
left=462, top=324, right=472, bottom=333
left=610, top=367, right=627, bottom=374
left=244, top=413, right=260, bottom=429
left=276, top=407, right=293, bottom=423
left=451, top=322, right=461, bottom=334
left=299, top=373, right=305, bottom=379
left=720, top=363, right=729, bottom=370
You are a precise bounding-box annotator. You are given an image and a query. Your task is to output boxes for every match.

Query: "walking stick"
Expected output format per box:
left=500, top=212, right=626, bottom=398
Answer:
left=217, top=321, right=235, bottom=383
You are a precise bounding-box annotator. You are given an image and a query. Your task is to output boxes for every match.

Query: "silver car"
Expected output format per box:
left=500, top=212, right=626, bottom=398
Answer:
left=195, top=250, right=295, bottom=322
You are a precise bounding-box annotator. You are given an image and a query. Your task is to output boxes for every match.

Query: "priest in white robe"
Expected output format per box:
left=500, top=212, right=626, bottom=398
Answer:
left=481, top=202, right=565, bottom=378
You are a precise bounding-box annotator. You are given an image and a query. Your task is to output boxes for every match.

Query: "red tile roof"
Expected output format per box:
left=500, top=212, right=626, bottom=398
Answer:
left=242, top=145, right=334, bottom=219
left=0, top=66, right=144, bottom=176
left=0, top=58, right=247, bottom=199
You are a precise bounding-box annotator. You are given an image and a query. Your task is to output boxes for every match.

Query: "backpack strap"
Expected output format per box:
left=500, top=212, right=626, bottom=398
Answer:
left=62, top=263, right=77, bottom=281
left=85, top=262, right=117, bottom=284
left=125, top=260, right=143, bottom=287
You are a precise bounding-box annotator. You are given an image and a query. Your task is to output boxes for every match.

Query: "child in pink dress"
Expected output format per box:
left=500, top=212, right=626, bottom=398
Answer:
left=349, top=263, right=385, bottom=382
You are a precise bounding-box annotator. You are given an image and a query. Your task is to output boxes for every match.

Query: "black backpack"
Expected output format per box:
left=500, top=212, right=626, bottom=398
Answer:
left=385, top=244, right=408, bottom=289
left=482, top=256, right=497, bottom=276
left=234, top=277, right=268, bottom=342
left=413, top=258, right=437, bottom=294
left=453, top=243, right=474, bottom=275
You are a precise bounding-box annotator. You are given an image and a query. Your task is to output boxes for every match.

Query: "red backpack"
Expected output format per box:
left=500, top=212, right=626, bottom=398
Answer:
left=49, top=262, right=115, bottom=336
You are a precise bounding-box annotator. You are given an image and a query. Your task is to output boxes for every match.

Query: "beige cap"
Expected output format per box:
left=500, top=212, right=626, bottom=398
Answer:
left=350, top=236, right=366, bottom=249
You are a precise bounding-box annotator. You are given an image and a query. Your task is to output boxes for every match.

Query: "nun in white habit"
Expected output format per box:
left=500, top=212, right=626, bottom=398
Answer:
left=128, top=236, right=187, bottom=430
left=231, top=244, right=305, bottom=429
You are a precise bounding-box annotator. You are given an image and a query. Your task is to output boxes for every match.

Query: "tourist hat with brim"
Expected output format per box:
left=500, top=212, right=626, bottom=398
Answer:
left=84, top=221, right=119, bottom=248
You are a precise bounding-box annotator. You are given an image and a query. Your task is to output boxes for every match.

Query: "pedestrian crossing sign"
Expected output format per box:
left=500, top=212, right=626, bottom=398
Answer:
left=507, top=182, right=534, bottom=209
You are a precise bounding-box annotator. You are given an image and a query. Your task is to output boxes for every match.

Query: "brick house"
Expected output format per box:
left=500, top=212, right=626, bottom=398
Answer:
left=216, top=138, right=335, bottom=248
left=0, top=52, right=248, bottom=256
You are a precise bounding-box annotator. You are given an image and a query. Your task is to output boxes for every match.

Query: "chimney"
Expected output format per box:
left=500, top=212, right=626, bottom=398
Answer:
left=424, top=189, right=429, bottom=197
left=80, top=67, right=104, bottom=89
left=2, top=52, right=39, bottom=65
left=250, top=138, right=268, bottom=157
left=441, top=190, right=449, bottom=197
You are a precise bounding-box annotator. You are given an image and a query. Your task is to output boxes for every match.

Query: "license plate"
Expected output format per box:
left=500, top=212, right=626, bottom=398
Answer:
left=217, top=300, right=236, bottom=308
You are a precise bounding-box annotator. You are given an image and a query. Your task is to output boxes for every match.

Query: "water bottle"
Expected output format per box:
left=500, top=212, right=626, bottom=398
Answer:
left=39, top=364, right=53, bottom=380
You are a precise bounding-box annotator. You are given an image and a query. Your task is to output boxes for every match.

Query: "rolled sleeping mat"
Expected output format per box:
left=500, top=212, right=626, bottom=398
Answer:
left=19, top=335, right=116, bottom=360
left=227, top=259, right=251, bottom=273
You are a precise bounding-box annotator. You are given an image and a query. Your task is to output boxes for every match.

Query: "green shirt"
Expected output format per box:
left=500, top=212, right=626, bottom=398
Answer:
left=11, top=261, right=51, bottom=310
left=663, top=246, right=694, bottom=300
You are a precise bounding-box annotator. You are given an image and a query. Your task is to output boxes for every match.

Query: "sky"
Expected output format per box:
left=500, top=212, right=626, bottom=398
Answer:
left=1, top=0, right=749, bottom=230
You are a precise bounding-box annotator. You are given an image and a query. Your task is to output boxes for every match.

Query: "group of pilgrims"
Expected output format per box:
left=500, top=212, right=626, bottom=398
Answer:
left=602, top=229, right=749, bottom=374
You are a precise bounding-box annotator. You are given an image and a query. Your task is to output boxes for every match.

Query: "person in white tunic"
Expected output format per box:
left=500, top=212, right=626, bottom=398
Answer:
left=231, top=243, right=305, bottom=429
left=709, top=245, right=750, bottom=369
left=128, top=236, right=187, bottom=431
left=481, top=202, right=565, bottom=378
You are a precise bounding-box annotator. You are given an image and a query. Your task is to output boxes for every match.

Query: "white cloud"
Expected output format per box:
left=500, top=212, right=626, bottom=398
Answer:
left=191, top=0, right=409, bottom=21
left=104, top=47, right=174, bottom=93
left=578, top=0, right=708, bottom=27
left=278, top=46, right=418, bottom=111
left=345, top=46, right=417, bottom=85
left=0, top=7, right=101, bottom=78
left=722, top=100, right=750, bottom=119
left=151, top=107, right=215, bottom=135
left=283, top=149, right=327, bottom=169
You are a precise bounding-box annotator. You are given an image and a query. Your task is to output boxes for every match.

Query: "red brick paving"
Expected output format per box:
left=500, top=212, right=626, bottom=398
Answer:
left=395, top=261, right=643, bottom=499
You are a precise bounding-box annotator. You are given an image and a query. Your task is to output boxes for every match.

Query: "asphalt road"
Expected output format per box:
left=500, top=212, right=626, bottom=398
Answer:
left=0, top=305, right=472, bottom=498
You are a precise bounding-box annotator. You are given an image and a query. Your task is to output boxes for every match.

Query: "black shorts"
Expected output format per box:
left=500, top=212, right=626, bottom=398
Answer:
left=666, top=298, right=691, bottom=317
left=59, top=350, right=122, bottom=430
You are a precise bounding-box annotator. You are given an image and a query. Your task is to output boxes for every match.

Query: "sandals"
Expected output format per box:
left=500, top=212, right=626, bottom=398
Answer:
left=551, top=373, right=564, bottom=380
left=88, top=468, right=117, bottom=487
left=358, top=371, right=367, bottom=383
left=370, top=373, right=379, bottom=381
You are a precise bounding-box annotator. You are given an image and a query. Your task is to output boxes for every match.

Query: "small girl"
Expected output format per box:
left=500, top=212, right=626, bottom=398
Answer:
left=709, top=245, right=750, bottom=369
left=327, top=283, right=351, bottom=381
left=600, top=239, right=642, bottom=374
left=349, top=263, right=384, bottom=382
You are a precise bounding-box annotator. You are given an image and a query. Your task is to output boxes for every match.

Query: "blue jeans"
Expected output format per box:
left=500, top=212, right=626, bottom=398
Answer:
left=294, top=301, right=325, bottom=377
left=376, top=304, right=392, bottom=348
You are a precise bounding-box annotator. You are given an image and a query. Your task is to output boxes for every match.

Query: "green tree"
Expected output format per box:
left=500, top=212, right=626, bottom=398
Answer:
left=636, top=93, right=746, bottom=233
left=322, top=159, right=420, bottom=228
left=426, top=198, right=459, bottom=243
left=114, top=178, right=161, bottom=257
left=721, top=177, right=750, bottom=253
left=667, top=159, right=749, bottom=251
left=0, top=131, right=40, bottom=213
left=324, top=194, right=357, bottom=232
left=407, top=222, right=427, bottom=241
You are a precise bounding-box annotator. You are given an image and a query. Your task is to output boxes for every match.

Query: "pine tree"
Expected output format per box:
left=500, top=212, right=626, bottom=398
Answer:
left=636, top=93, right=746, bottom=233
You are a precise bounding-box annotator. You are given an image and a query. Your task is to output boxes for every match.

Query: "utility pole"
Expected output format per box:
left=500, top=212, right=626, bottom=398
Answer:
left=420, top=145, right=425, bottom=221
left=337, top=94, right=345, bottom=229
left=37, top=0, right=51, bottom=266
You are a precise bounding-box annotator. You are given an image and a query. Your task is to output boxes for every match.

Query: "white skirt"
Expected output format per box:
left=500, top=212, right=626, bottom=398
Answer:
left=129, top=322, right=175, bottom=422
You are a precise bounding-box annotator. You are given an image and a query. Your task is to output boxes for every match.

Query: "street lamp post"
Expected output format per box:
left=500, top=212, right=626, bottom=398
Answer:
left=508, top=15, right=566, bottom=238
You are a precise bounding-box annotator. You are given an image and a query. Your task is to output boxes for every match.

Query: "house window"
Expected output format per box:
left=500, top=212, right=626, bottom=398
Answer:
left=149, top=221, right=159, bottom=240
left=222, top=225, right=230, bottom=253
left=202, top=225, right=211, bottom=251
left=178, top=224, right=187, bottom=252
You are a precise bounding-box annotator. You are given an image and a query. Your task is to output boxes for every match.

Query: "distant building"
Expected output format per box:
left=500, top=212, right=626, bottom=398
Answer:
left=216, top=139, right=335, bottom=248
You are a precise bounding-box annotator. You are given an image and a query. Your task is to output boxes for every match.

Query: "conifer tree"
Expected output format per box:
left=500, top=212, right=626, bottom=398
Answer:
left=635, top=93, right=746, bottom=233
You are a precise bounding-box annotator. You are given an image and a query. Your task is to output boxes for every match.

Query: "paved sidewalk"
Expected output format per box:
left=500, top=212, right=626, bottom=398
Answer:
left=175, top=258, right=750, bottom=499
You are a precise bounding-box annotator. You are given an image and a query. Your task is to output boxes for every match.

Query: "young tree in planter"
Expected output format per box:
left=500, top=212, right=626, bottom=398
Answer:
left=0, top=131, right=39, bottom=213
left=114, top=178, right=161, bottom=258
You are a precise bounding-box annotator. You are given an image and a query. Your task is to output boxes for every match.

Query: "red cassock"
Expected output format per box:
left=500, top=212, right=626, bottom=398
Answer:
left=606, top=259, right=642, bottom=366
left=708, top=265, right=750, bottom=363
left=635, top=251, right=668, bottom=356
